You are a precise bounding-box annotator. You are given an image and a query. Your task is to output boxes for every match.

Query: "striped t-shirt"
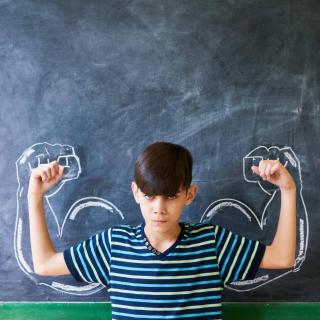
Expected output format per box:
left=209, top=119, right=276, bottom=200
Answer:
left=64, top=222, right=265, bottom=320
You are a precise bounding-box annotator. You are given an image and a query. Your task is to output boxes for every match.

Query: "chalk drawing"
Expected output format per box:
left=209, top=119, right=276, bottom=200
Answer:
left=201, top=145, right=308, bottom=291
left=15, top=142, right=124, bottom=295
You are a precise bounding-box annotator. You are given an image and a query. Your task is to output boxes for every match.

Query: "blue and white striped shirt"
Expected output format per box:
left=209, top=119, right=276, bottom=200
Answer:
left=64, top=222, right=265, bottom=319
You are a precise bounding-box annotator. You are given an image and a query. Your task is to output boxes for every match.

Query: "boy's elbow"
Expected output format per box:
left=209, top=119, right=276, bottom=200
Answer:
left=281, top=257, right=295, bottom=269
left=274, top=257, right=295, bottom=269
left=262, top=246, right=296, bottom=269
left=34, top=264, right=51, bottom=276
left=34, top=265, right=47, bottom=276
left=33, top=252, right=68, bottom=276
left=33, top=260, right=52, bottom=276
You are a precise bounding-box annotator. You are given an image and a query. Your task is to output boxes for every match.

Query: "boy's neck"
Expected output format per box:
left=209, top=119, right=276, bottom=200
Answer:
left=144, top=223, right=181, bottom=253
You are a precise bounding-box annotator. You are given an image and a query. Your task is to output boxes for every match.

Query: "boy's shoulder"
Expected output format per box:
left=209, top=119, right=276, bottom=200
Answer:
left=184, top=221, right=213, bottom=229
left=183, top=222, right=223, bottom=238
left=183, top=221, right=217, bottom=235
left=110, top=223, right=142, bottom=239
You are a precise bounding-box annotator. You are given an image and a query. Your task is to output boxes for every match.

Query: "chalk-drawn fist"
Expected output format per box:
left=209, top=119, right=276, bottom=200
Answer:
left=29, top=161, right=64, bottom=196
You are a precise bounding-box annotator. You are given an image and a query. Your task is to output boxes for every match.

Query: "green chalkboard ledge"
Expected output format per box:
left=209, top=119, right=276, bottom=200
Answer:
left=0, top=302, right=319, bottom=320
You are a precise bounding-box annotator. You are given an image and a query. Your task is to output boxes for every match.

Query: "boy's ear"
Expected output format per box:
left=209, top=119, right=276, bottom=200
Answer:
left=131, top=181, right=140, bottom=204
left=185, top=184, right=198, bottom=205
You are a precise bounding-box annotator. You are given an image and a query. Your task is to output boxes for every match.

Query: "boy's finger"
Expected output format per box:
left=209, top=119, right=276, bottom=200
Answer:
left=265, top=164, right=271, bottom=180
left=259, top=161, right=267, bottom=179
left=270, top=163, right=280, bottom=175
left=53, top=165, right=64, bottom=181
left=54, top=163, right=59, bottom=176
left=51, top=161, right=59, bottom=177
left=49, top=161, right=58, bottom=176
left=58, top=164, right=64, bottom=176
left=46, top=166, right=52, bottom=180
left=51, top=166, right=57, bottom=179
left=40, top=170, right=48, bottom=182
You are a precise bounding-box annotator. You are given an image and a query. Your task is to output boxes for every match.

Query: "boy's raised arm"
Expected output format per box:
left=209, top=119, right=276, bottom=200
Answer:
left=28, top=161, right=70, bottom=276
left=251, top=160, right=297, bottom=269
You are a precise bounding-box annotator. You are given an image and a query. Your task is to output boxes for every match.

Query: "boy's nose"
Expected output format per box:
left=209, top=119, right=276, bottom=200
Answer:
left=153, top=197, right=166, bottom=214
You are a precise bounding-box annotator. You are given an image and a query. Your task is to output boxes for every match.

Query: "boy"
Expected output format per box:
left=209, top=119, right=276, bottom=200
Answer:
left=28, top=142, right=296, bottom=319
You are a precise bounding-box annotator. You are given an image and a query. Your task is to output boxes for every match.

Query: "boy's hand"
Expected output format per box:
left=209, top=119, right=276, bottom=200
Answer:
left=251, top=160, right=296, bottom=192
left=28, top=161, right=64, bottom=196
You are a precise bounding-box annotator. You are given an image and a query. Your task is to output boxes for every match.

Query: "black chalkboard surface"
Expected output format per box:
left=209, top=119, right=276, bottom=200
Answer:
left=1, top=0, right=319, bottom=302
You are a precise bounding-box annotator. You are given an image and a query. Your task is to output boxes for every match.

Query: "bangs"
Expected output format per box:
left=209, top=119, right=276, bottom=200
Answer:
left=134, top=142, right=192, bottom=197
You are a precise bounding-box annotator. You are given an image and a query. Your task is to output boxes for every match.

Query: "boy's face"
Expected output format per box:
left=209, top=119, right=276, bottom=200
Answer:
left=131, top=182, right=198, bottom=234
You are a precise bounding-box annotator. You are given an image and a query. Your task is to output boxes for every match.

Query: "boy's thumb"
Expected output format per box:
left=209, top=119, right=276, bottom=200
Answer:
left=251, top=165, right=259, bottom=175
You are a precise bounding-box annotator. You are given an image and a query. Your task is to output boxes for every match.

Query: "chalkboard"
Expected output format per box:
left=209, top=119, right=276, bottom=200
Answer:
left=1, top=0, right=319, bottom=302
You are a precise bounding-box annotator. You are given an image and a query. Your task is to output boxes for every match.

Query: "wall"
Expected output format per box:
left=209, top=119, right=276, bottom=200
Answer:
left=1, top=0, right=319, bottom=302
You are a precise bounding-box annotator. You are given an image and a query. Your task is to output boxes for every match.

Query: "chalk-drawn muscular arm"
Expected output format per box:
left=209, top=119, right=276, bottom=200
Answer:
left=28, top=161, right=70, bottom=276
left=252, top=160, right=297, bottom=269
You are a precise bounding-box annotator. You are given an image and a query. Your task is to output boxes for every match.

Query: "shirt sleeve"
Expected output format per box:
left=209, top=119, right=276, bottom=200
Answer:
left=213, top=224, right=266, bottom=285
left=63, top=228, right=112, bottom=287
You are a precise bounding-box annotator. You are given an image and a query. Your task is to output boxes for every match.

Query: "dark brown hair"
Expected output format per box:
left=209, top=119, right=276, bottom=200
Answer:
left=134, top=142, right=193, bottom=196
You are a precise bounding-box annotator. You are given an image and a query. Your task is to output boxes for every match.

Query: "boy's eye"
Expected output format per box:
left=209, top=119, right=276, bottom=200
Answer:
left=144, top=194, right=154, bottom=200
left=167, top=195, right=177, bottom=200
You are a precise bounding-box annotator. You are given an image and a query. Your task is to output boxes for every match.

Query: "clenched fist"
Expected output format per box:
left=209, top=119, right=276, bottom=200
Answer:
left=251, top=160, right=296, bottom=192
left=28, top=161, right=64, bottom=196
